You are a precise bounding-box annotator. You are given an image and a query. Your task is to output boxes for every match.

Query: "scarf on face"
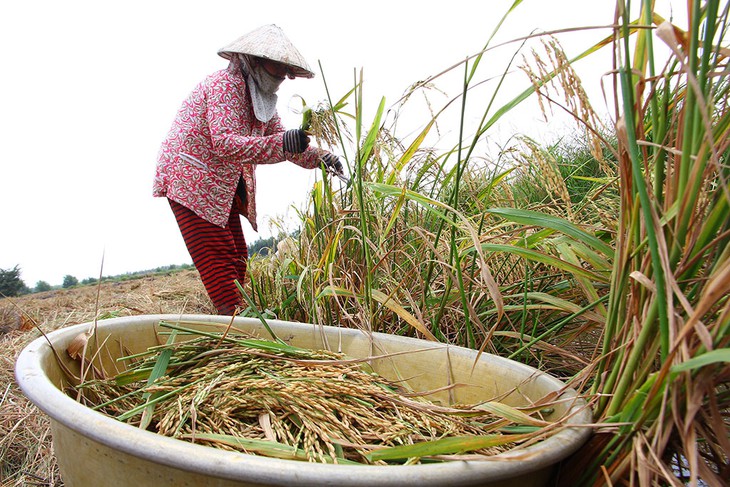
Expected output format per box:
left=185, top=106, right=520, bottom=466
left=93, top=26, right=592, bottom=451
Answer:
left=237, top=54, right=284, bottom=123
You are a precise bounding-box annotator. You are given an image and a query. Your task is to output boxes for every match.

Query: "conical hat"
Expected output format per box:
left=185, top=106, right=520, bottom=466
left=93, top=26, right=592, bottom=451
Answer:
left=218, top=24, right=314, bottom=79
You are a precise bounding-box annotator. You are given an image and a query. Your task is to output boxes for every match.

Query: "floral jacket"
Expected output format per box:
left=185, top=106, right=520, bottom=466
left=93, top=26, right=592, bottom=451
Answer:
left=153, top=58, right=324, bottom=230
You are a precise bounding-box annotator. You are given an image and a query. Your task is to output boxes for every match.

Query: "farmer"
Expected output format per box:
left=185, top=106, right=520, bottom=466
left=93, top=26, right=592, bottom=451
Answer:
left=153, top=24, right=343, bottom=314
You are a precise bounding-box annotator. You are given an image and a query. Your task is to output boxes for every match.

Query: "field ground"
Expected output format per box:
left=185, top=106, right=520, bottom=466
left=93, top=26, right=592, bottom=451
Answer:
left=0, top=269, right=213, bottom=486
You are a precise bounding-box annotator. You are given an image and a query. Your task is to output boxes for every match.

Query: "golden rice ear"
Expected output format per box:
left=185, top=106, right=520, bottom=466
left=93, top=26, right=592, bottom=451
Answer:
left=66, top=331, right=90, bottom=360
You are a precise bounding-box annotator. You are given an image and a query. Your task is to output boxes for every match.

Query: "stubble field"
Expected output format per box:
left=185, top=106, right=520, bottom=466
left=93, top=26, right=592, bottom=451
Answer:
left=0, top=269, right=211, bottom=486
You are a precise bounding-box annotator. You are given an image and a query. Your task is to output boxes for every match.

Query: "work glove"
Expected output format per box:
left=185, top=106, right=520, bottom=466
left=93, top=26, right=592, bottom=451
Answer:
left=321, top=152, right=344, bottom=176
left=282, top=129, right=310, bottom=154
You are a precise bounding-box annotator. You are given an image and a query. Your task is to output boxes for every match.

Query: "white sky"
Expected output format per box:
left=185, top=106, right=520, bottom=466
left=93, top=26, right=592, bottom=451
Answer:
left=0, top=0, right=685, bottom=287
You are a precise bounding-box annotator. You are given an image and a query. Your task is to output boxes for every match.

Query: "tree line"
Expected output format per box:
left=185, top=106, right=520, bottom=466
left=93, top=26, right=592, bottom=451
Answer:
left=0, top=264, right=193, bottom=297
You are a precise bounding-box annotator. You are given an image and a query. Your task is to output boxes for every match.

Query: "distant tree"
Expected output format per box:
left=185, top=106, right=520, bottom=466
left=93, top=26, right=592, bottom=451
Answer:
left=62, top=275, right=79, bottom=288
left=248, top=236, right=276, bottom=256
left=0, top=265, right=29, bottom=297
left=81, top=277, right=98, bottom=285
left=34, top=280, right=53, bottom=293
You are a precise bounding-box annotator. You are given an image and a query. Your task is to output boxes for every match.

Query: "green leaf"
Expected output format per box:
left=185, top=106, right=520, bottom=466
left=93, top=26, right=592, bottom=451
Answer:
left=138, top=329, right=177, bottom=429
left=316, top=285, right=356, bottom=299
left=380, top=186, right=407, bottom=245
left=317, top=286, right=438, bottom=341
left=487, top=207, right=614, bottom=258
left=117, top=379, right=203, bottom=422
left=386, top=119, right=434, bottom=186
left=115, top=367, right=156, bottom=386
left=671, top=349, right=730, bottom=374
left=465, top=243, right=610, bottom=283
left=157, top=321, right=310, bottom=356
left=368, top=182, right=452, bottom=222
left=236, top=280, right=285, bottom=344
left=360, top=97, right=386, bottom=164
left=371, top=290, right=438, bottom=341
left=366, top=434, right=526, bottom=461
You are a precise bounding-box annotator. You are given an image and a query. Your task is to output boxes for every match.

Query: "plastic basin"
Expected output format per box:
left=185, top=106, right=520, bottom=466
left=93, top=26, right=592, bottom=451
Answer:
left=15, top=314, right=591, bottom=486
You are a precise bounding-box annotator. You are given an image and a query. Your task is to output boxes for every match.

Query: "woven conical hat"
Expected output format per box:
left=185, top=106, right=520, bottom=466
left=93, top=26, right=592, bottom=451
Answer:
left=218, top=24, right=314, bottom=79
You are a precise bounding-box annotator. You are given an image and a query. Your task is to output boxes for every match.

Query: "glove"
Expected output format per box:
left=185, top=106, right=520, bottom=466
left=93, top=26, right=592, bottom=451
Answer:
left=321, top=152, right=344, bottom=176
left=282, top=129, right=310, bottom=154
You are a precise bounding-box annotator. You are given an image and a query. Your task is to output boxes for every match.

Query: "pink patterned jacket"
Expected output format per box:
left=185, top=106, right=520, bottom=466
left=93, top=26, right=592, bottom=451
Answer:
left=153, top=58, right=325, bottom=230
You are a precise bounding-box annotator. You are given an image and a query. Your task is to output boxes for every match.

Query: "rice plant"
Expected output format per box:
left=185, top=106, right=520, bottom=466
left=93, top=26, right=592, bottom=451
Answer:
left=245, top=0, right=729, bottom=484
left=577, top=1, right=730, bottom=484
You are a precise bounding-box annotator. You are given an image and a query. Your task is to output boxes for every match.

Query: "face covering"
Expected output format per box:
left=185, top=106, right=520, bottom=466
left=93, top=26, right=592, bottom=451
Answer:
left=238, top=54, right=284, bottom=123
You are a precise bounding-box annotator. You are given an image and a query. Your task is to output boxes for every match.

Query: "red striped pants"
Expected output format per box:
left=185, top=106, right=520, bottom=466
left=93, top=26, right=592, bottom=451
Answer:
left=168, top=199, right=248, bottom=315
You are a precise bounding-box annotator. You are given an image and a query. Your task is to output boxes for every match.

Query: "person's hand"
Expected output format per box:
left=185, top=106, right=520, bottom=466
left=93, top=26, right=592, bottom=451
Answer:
left=321, top=152, right=344, bottom=176
left=282, top=129, right=310, bottom=154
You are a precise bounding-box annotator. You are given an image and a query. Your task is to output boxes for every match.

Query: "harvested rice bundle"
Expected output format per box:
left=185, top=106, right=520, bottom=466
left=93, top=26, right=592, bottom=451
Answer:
left=74, top=322, right=534, bottom=465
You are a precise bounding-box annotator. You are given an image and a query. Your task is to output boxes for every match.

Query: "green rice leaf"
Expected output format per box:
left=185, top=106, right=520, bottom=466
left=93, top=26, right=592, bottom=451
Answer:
left=498, top=425, right=543, bottom=434
left=360, top=97, right=386, bottom=163
left=386, top=119, right=434, bottom=186
left=317, top=286, right=438, bottom=341
left=115, top=367, right=156, bottom=386
left=368, top=182, right=453, bottom=221
left=366, top=433, right=525, bottom=461
left=316, top=285, right=355, bottom=299
left=380, top=186, right=408, bottom=245
left=157, top=321, right=311, bottom=357
left=671, top=349, right=730, bottom=374
left=500, top=291, right=605, bottom=324
left=486, top=207, right=614, bottom=258
left=117, top=379, right=203, bottom=422
left=236, top=280, right=285, bottom=344
left=466, top=243, right=609, bottom=283
left=138, top=329, right=177, bottom=429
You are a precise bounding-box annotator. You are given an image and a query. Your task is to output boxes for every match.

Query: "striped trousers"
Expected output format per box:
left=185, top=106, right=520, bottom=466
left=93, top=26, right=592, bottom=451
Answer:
left=168, top=199, right=248, bottom=315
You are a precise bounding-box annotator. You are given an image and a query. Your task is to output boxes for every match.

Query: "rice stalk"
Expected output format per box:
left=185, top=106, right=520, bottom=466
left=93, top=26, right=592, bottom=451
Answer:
left=568, top=1, right=730, bottom=484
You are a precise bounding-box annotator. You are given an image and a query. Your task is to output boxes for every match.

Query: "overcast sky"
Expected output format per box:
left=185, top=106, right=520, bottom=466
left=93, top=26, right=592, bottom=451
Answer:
left=0, top=0, right=684, bottom=287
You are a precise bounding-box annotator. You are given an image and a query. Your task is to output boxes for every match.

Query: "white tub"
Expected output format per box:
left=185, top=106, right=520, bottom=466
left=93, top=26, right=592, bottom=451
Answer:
left=15, top=314, right=591, bottom=486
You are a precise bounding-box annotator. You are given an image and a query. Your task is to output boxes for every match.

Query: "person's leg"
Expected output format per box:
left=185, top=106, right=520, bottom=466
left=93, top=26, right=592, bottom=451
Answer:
left=168, top=199, right=243, bottom=314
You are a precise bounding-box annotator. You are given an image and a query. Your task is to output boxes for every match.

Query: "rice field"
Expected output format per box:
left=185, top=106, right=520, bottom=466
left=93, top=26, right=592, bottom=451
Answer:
left=2, top=0, right=729, bottom=485
left=247, top=1, right=730, bottom=483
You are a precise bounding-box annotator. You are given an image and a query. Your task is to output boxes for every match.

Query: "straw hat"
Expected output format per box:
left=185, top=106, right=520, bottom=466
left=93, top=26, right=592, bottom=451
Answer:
left=218, top=24, right=315, bottom=79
